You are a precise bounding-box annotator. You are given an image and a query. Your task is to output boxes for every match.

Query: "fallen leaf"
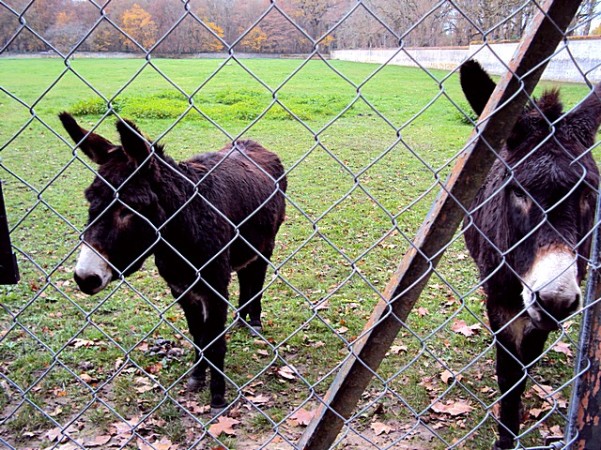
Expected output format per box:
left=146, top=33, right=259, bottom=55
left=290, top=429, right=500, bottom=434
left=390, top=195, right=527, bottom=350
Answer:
left=417, top=307, right=429, bottom=317
left=69, top=338, right=95, bottom=348
left=529, top=407, right=549, bottom=418
left=277, top=365, right=296, bottom=380
left=246, top=393, right=271, bottom=405
left=450, top=319, right=482, bottom=337
left=134, top=377, right=157, bottom=394
left=45, top=427, right=65, bottom=443
left=110, top=421, right=133, bottom=435
left=288, top=408, right=314, bottom=427
left=208, top=416, right=240, bottom=437
left=370, top=421, right=393, bottom=435
left=154, top=437, right=176, bottom=450
left=390, top=344, right=408, bottom=354
left=145, top=362, right=163, bottom=374
left=79, top=373, right=93, bottom=383
left=84, top=435, right=112, bottom=447
left=531, top=384, right=568, bottom=408
left=431, top=399, right=473, bottom=416
left=137, top=439, right=154, bottom=450
left=551, top=341, right=572, bottom=357
left=440, top=370, right=453, bottom=384
left=69, top=338, right=107, bottom=348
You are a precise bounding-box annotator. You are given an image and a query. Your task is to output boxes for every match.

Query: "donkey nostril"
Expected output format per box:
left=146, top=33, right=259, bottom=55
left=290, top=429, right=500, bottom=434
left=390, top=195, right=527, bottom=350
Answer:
left=74, top=272, right=103, bottom=294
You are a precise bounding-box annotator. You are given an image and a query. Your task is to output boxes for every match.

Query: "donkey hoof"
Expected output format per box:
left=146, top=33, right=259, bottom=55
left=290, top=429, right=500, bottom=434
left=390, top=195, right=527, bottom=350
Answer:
left=210, top=398, right=228, bottom=416
left=249, top=321, right=263, bottom=335
left=187, top=376, right=206, bottom=392
left=492, top=441, right=512, bottom=450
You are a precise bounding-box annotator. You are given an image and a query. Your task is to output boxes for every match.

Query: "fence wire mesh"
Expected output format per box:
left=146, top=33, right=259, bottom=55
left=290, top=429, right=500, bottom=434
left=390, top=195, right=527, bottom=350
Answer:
left=1, top=1, right=601, bottom=449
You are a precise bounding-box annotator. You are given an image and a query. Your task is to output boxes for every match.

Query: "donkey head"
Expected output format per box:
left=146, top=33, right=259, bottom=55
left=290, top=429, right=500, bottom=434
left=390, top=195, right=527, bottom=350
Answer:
left=60, top=113, right=167, bottom=295
left=460, top=60, right=601, bottom=330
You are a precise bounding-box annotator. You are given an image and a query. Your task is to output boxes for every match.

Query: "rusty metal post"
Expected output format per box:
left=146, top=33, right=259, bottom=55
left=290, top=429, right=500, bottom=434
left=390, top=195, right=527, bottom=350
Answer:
left=298, top=1, right=585, bottom=449
left=566, top=190, right=601, bottom=450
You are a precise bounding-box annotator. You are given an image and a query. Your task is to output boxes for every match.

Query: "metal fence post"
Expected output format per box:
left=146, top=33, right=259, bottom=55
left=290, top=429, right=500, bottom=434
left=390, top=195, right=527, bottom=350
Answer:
left=566, top=190, right=601, bottom=450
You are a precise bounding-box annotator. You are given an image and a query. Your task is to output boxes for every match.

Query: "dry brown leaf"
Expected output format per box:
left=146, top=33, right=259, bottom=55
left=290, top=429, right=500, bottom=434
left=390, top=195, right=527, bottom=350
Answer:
left=431, top=400, right=473, bottom=416
left=137, top=439, right=155, bottom=450
left=79, top=373, right=93, bottom=383
left=440, top=370, right=453, bottom=384
left=45, top=427, right=65, bottom=443
left=370, top=421, right=393, bottom=435
left=529, top=406, right=549, bottom=418
left=69, top=338, right=106, bottom=348
left=277, top=365, right=296, bottom=380
left=390, top=344, right=408, bottom=354
left=417, top=307, right=429, bottom=317
left=84, top=435, right=112, bottom=447
left=288, top=408, right=314, bottom=427
left=450, top=319, right=482, bottom=337
left=440, top=370, right=463, bottom=384
left=551, top=341, right=572, bottom=357
left=154, top=437, right=176, bottom=450
left=531, top=384, right=568, bottom=408
left=110, top=421, right=133, bottom=435
left=246, top=393, right=271, bottom=405
left=209, top=416, right=240, bottom=437
left=145, top=362, right=163, bottom=374
left=134, top=377, right=157, bottom=394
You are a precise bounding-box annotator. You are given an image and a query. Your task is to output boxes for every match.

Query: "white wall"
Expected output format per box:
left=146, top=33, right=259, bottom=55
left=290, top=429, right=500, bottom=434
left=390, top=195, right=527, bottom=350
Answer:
left=331, top=38, right=601, bottom=84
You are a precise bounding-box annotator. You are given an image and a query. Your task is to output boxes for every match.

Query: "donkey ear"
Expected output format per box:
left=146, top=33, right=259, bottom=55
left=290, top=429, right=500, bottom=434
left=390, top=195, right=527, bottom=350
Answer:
left=563, top=83, right=601, bottom=147
left=59, top=112, right=116, bottom=164
left=459, top=60, right=497, bottom=117
left=116, top=119, right=151, bottom=165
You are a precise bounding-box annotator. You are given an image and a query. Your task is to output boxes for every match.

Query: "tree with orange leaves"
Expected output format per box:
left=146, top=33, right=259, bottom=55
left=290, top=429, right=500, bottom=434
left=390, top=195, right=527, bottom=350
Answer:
left=120, top=3, right=158, bottom=51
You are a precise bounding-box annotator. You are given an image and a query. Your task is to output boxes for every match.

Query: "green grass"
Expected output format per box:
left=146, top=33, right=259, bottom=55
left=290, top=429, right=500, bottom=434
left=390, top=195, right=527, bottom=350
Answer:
left=0, top=57, right=594, bottom=449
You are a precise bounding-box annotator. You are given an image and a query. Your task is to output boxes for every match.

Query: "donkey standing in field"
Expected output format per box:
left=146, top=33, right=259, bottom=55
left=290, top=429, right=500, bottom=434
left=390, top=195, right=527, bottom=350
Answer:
left=460, top=61, right=601, bottom=449
left=59, top=112, right=287, bottom=411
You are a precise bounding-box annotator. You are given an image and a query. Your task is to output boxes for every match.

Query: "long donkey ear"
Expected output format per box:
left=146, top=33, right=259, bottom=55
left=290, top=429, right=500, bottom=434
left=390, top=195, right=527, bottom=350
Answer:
left=115, top=119, right=151, bottom=166
left=59, top=112, right=115, bottom=164
left=459, top=60, right=497, bottom=117
left=563, top=83, right=601, bottom=148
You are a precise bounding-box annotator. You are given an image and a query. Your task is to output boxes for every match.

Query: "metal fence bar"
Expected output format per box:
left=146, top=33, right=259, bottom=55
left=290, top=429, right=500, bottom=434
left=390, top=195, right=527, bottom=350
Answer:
left=298, top=1, right=586, bottom=448
left=566, top=187, right=601, bottom=449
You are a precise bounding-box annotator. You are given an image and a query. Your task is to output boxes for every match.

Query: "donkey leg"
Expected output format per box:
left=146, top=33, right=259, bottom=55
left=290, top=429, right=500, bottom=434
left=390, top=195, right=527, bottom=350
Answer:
left=494, top=328, right=548, bottom=449
left=180, top=300, right=209, bottom=391
left=494, top=340, right=525, bottom=450
left=237, top=254, right=271, bottom=331
left=203, top=297, right=228, bottom=411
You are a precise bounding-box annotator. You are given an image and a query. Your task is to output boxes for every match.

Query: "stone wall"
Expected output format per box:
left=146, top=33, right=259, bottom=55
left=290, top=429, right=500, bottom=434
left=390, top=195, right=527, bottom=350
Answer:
left=331, top=38, right=601, bottom=83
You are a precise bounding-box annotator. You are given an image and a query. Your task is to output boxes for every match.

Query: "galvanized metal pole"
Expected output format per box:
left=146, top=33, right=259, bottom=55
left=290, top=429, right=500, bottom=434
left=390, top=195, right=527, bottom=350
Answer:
left=298, top=1, right=585, bottom=448
left=566, top=190, right=601, bottom=450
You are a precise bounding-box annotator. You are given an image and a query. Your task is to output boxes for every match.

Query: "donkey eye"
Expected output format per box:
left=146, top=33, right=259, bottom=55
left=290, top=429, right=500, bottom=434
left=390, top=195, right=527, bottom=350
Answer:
left=511, top=188, right=528, bottom=200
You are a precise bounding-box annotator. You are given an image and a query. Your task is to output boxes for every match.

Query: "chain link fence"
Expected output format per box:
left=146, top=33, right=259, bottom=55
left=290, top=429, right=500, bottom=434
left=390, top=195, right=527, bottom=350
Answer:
left=1, top=1, right=601, bottom=449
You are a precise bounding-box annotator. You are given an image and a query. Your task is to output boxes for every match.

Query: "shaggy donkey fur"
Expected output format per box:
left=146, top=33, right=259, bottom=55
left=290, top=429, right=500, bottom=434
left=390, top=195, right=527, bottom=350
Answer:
left=461, top=60, right=601, bottom=449
left=60, top=113, right=286, bottom=411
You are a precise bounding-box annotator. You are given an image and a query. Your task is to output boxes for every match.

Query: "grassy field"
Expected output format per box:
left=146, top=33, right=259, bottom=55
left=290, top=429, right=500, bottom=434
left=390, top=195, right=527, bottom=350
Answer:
left=0, top=57, right=594, bottom=449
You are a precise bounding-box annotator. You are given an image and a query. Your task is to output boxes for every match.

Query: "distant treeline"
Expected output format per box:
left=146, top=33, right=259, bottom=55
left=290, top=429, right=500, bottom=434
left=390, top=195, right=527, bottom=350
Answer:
left=1, top=0, right=599, bottom=54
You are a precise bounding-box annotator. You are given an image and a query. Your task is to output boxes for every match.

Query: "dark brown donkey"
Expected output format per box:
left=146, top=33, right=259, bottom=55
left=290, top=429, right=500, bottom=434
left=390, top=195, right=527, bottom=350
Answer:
left=59, top=113, right=287, bottom=412
left=461, top=61, right=601, bottom=449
